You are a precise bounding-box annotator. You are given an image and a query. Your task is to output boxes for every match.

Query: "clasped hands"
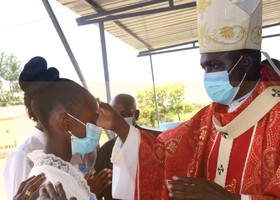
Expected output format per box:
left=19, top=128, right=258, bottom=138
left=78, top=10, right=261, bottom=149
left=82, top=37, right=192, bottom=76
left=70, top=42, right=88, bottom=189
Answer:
left=13, top=173, right=76, bottom=200
left=165, top=176, right=240, bottom=200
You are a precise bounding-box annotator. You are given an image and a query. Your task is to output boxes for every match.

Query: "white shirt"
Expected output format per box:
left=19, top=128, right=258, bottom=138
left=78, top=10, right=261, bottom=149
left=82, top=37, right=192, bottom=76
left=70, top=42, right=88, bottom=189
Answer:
left=111, top=126, right=139, bottom=199
left=28, top=150, right=95, bottom=200
left=2, top=127, right=45, bottom=200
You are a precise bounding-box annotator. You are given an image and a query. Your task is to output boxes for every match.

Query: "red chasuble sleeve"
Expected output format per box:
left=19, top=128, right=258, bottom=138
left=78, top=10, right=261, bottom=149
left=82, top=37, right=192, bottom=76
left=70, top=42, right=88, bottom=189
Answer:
left=136, top=106, right=213, bottom=199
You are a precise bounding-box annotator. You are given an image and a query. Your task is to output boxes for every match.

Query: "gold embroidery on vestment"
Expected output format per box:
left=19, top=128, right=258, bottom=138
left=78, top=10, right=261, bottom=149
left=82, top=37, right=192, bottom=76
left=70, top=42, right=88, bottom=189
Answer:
left=250, top=26, right=262, bottom=45
left=198, top=23, right=246, bottom=48
left=197, top=0, right=211, bottom=19
left=225, top=179, right=237, bottom=193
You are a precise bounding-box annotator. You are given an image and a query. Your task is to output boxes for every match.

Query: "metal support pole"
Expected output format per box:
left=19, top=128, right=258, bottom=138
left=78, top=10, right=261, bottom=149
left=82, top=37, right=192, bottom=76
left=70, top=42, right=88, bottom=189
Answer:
left=98, top=22, right=111, bottom=103
left=169, top=0, right=174, bottom=7
left=149, top=55, right=160, bottom=128
left=42, top=0, right=88, bottom=89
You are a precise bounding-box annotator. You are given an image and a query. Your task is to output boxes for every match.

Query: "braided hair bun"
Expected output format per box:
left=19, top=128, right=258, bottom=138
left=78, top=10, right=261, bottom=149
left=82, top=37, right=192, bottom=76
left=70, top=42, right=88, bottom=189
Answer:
left=19, top=56, right=62, bottom=121
left=19, top=56, right=60, bottom=95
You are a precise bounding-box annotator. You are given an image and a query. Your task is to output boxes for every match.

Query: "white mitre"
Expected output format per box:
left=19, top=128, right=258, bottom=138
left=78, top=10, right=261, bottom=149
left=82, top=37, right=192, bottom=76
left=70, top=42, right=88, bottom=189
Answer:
left=196, top=0, right=262, bottom=53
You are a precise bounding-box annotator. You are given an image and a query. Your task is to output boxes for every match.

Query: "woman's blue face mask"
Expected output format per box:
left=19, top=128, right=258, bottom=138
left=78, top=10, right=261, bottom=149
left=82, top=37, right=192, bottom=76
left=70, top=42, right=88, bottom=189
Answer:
left=67, top=113, right=102, bottom=156
left=203, top=55, right=246, bottom=105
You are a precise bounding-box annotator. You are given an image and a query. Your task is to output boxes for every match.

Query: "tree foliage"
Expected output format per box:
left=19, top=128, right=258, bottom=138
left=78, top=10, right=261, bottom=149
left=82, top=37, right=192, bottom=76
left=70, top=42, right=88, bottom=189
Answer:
left=136, top=82, right=196, bottom=127
left=0, top=52, right=23, bottom=107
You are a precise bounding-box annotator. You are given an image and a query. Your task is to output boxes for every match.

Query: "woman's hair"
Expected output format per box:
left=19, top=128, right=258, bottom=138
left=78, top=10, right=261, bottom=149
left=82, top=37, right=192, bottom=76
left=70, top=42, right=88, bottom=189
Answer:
left=19, top=57, right=48, bottom=121
left=19, top=56, right=91, bottom=129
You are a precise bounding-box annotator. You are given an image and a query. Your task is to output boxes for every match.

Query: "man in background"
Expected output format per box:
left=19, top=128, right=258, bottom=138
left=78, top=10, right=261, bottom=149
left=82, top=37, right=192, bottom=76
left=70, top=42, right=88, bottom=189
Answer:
left=94, top=93, right=161, bottom=200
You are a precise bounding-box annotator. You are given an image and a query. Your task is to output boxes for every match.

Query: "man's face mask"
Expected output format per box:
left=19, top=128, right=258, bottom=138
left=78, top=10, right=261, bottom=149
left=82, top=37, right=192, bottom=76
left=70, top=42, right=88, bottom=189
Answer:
left=67, top=113, right=102, bottom=156
left=203, top=55, right=246, bottom=105
left=124, top=117, right=134, bottom=125
left=107, top=116, right=134, bottom=138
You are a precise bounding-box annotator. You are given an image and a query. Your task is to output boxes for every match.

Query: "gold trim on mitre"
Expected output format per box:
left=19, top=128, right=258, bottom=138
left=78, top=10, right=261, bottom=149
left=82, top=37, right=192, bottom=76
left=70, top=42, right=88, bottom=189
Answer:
left=196, top=0, right=262, bottom=53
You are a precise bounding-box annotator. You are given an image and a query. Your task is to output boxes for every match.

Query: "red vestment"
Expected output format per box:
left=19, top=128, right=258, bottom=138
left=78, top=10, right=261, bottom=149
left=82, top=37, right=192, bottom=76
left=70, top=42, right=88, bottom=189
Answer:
left=136, top=64, right=280, bottom=200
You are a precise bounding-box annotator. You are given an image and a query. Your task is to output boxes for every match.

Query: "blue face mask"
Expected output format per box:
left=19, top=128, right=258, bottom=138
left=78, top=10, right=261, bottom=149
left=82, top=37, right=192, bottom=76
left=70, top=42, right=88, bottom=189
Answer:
left=124, top=117, right=134, bottom=125
left=67, top=113, right=102, bottom=156
left=203, top=55, right=246, bottom=105
left=107, top=117, right=134, bottom=138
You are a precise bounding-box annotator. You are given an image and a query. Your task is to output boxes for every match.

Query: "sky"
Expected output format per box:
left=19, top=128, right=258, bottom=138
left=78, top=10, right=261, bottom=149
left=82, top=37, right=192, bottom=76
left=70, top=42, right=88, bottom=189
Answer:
left=0, top=0, right=279, bottom=103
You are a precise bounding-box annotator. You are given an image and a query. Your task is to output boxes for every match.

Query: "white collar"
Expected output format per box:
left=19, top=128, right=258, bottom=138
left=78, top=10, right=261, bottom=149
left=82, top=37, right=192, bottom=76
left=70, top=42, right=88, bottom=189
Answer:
left=228, top=80, right=259, bottom=113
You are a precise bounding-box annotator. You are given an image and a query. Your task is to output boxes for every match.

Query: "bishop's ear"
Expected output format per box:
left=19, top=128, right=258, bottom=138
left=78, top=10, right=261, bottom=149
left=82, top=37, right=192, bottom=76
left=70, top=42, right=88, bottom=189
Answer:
left=242, top=54, right=253, bottom=72
left=59, top=112, right=70, bottom=131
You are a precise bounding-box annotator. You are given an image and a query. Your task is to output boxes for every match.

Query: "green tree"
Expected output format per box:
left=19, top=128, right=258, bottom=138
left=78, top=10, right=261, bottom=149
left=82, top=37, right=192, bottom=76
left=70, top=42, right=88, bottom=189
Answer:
left=136, top=82, right=195, bottom=127
left=0, top=52, right=23, bottom=107
left=163, top=83, right=194, bottom=121
left=136, top=87, right=158, bottom=127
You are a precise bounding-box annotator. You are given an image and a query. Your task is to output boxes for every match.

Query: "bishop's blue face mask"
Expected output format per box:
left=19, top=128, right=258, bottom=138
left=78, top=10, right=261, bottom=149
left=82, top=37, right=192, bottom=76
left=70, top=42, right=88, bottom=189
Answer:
left=203, top=55, right=246, bottom=105
left=67, top=113, right=102, bottom=156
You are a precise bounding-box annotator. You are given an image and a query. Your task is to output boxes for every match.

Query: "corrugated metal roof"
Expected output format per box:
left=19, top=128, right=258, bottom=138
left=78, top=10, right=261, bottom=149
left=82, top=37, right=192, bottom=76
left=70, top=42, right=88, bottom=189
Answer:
left=56, top=0, right=280, bottom=53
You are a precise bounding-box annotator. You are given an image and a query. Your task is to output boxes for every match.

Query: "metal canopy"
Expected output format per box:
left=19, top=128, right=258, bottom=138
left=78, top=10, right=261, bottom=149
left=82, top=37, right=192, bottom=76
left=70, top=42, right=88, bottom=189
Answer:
left=57, top=0, right=280, bottom=55
left=50, top=0, right=280, bottom=129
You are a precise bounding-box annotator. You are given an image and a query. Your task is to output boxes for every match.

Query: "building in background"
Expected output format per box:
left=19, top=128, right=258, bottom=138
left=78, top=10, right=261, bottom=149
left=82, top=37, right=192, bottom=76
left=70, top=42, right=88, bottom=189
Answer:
left=0, top=105, right=35, bottom=159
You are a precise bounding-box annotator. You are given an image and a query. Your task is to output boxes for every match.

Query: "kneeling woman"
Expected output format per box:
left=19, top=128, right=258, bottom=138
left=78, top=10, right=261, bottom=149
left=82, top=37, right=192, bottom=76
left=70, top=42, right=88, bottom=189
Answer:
left=19, top=57, right=101, bottom=200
